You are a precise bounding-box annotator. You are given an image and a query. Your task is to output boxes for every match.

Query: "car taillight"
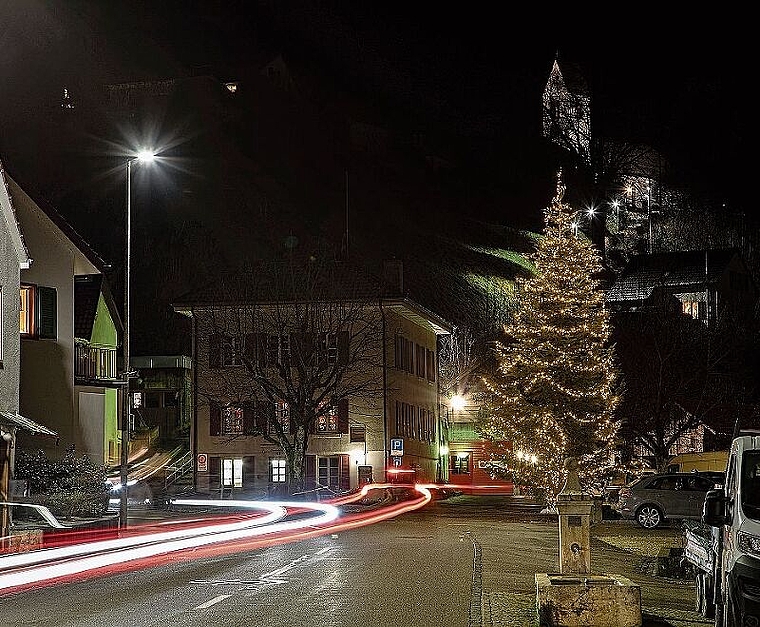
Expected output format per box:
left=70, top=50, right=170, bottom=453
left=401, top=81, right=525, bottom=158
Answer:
left=619, top=487, right=632, bottom=499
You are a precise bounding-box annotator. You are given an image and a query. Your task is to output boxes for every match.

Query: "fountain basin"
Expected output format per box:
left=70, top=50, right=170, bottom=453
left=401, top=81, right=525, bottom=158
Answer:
left=535, top=573, right=641, bottom=627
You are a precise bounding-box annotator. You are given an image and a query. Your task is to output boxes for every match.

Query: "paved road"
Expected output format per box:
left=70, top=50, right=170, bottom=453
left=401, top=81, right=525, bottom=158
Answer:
left=0, top=494, right=708, bottom=627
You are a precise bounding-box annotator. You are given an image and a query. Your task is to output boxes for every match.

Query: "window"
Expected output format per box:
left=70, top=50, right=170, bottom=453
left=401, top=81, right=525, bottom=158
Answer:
left=426, top=349, right=436, bottom=382
left=222, top=405, right=244, bottom=435
left=394, top=334, right=414, bottom=374
left=270, top=459, right=287, bottom=483
left=275, top=400, right=290, bottom=434
left=222, top=335, right=244, bottom=366
left=316, top=402, right=338, bottom=433
left=20, top=284, right=34, bottom=335
left=318, top=457, right=340, bottom=490
left=451, top=453, right=470, bottom=475
left=19, top=284, right=56, bottom=339
left=222, top=458, right=243, bottom=488
left=314, top=398, right=348, bottom=434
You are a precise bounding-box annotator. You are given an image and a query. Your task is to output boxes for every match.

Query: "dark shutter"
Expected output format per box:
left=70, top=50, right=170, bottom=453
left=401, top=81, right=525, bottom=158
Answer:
left=209, top=456, right=221, bottom=489
left=256, top=333, right=268, bottom=368
left=244, top=333, right=256, bottom=365
left=243, top=403, right=256, bottom=435
left=209, top=403, right=221, bottom=436
left=339, top=454, right=350, bottom=492
left=305, top=455, right=316, bottom=490
left=337, top=330, right=349, bottom=366
left=255, top=400, right=273, bottom=433
left=243, top=456, right=255, bottom=488
left=337, top=397, right=349, bottom=434
left=37, top=286, right=57, bottom=339
left=209, top=334, right=221, bottom=368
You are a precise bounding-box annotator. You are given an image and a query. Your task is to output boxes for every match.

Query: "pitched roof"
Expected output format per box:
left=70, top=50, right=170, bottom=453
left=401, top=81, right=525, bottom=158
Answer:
left=607, top=248, right=740, bottom=302
left=0, top=161, right=31, bottom=269
left=549, top=59, right=589, bottom=97
left=2, top=163, right=110, bottom=273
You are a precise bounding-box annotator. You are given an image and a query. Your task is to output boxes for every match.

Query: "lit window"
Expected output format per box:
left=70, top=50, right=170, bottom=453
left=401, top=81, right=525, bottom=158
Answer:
left=222, top=406, right=244, bottom=434
left=316, top=402, right=338, bottom=433
left=224, top=82, right=238, bottom=93
left=222, top=458, right=243, bottom=488
left=275, top=400, right=290, bottom=434
left=20, top=285, right=34, bottom=335
left=270, top=459, right=286, bottom=483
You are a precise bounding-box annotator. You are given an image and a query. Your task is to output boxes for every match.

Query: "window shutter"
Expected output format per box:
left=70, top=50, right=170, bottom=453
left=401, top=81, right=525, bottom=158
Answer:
left=243, top=403, right=256, bottom=435
left=244, top=333, right=256, bottom=365
left=337, top=330, right=349, bottom=366
left=337, top=397, right=349, bottom=433
left=339, top=454, right=350, bottom=492
left=209, top=456, right=221, bottom=489
left=209, top=334, right=221, bottom=368
left=255, top=399, right=273, bottom=433
left=243, top=456, right=255, bottom=488
left=256, top=333, right=268, bottom=368
left=305, top=455, right=316, bottom=490
left=37, top=286, right=57, bottom=339
left=209, top=403, right=221, bottom=436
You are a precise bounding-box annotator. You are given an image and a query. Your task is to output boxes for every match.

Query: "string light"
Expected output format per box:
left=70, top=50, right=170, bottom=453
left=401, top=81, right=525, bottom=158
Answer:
left=481, top=172, right=621, bottom=503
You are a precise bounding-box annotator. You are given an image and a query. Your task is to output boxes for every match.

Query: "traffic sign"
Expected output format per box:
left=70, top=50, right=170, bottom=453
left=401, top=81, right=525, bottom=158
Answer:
left=197, top=453, right=208, bottom=472
left=390, top=438, right=403, bottom=456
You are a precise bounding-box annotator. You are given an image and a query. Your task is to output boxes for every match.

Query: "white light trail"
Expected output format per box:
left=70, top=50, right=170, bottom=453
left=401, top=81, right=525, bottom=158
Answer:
left=0, top=500, right=338, bottom=591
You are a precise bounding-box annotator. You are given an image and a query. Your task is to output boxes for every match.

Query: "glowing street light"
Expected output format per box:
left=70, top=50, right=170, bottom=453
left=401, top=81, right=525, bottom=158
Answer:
left=120, top=149, right=157, bottom=529
left=450, top=394, right=466, bottom=411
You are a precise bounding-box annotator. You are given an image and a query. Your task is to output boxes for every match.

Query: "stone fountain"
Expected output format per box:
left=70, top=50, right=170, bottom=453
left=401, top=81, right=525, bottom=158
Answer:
left=535, top=458, right=642, bottom=627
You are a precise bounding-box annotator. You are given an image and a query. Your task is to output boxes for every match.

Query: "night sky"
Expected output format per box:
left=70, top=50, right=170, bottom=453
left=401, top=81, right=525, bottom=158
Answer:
left=0, top=2, right=752, bottom=224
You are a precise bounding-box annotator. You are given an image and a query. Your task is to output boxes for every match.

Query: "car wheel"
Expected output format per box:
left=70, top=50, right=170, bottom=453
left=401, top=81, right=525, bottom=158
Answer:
left=636, top=504, right=663, bottom=529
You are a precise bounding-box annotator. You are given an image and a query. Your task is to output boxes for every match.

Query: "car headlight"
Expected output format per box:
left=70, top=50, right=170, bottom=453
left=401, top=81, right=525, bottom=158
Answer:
left=737, top=531, right=760, bottom=559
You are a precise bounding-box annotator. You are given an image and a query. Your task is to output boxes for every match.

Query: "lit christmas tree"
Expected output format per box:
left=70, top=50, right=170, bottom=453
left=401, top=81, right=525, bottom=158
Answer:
left=482, top=171, right=621, bottom=504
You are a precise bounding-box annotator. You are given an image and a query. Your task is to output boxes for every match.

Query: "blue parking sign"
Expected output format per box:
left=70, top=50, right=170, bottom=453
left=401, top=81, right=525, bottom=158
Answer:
left=390, top=438, right=404, bottom=456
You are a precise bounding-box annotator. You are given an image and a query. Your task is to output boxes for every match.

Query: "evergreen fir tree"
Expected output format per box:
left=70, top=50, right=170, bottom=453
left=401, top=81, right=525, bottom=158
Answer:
left=482, top=171, right=620, bottom=503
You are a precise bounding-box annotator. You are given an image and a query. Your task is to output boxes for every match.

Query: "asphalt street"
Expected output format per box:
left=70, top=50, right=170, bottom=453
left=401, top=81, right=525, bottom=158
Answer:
left=0, top=493, right=707, bottom=627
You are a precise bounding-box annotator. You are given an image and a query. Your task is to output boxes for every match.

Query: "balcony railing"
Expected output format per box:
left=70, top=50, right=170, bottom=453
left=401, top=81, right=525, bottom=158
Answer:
left=75, top=343, right=118, bottom=381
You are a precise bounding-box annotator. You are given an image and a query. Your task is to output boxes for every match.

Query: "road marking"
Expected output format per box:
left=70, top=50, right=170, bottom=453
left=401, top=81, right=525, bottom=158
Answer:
left=194, top=594, right=232, bottom=609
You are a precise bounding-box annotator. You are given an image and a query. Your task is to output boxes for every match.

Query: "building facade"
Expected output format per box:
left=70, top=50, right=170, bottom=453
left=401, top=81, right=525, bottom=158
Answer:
left=174, top=260, right=451, bottom=496
left=5, top=171, right=123, bottom=467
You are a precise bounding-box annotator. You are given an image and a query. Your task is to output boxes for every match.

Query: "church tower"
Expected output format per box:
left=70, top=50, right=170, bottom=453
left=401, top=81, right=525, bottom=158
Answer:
left=542, top=57, right=591, bottom=164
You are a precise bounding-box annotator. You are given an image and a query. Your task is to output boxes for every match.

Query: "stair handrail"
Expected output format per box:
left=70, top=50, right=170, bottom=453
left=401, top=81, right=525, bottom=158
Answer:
left=164, top=451, right=194, bottom=489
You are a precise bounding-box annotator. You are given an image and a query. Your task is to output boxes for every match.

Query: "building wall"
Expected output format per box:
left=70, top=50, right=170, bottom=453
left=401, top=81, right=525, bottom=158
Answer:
left=187, top=300, right=447, bottom=495
left=10, top=177, right=100, bottom=460
left=0, top=220, right=21, bottom=414
left=384, top=309, right=442, bottom=483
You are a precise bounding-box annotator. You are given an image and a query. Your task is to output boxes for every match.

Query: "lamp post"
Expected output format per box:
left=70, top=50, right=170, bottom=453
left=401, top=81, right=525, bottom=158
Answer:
left=120, top=150, right=155, bottom=528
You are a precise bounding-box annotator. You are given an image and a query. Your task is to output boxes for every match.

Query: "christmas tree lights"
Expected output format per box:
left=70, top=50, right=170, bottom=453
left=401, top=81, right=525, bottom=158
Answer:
left=482, top=171, right=621, bottom=503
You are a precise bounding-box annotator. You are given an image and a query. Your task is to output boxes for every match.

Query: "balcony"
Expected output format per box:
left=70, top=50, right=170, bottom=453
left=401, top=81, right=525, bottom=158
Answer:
left=75, top=342, right=118, bottom=382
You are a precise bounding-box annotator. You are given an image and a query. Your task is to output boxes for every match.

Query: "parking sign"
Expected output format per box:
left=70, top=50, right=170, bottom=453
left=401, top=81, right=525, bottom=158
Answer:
left=390, top=438, right=403, bottom=456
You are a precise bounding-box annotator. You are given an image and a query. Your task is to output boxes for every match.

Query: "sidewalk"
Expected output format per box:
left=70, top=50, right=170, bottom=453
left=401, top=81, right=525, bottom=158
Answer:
left=438, top=495, right=710, bottom=627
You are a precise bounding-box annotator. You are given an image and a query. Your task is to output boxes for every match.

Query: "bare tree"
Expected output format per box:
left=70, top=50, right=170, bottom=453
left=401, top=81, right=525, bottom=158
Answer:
left=193, top=255, right=384, bottom=494
left=612, top=306, right=746, bottom=471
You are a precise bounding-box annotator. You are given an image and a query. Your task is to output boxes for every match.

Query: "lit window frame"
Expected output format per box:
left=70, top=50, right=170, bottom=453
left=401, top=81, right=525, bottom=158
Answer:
left=20, top=284, right=35, bottom=336
left=270, top=458, right=287, bottom=483
left=221, top=405, right=244, bottom=435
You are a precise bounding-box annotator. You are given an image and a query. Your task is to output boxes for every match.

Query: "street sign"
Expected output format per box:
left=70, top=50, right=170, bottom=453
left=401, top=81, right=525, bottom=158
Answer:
left=390, top=438, right=403, bottom=456
left=197, top=453, right=208, bottom=472
left=392, top=456, right=402, bottom=467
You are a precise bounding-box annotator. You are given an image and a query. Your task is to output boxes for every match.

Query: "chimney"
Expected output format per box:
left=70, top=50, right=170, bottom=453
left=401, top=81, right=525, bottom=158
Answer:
left=383, top=259, right=404, bottom=295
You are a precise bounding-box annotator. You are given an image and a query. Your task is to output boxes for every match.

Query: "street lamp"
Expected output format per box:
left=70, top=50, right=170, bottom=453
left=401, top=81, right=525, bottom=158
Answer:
left=120, top=149, right=155, bottom=528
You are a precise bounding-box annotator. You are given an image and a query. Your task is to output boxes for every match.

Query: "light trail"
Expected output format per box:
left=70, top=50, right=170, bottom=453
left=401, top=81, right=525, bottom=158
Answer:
left=0, top=484, right=430, bottom=595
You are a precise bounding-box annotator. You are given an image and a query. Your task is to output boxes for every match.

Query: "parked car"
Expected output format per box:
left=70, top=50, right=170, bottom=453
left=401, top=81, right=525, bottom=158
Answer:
left=617, top=472, right=720, bottom=529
